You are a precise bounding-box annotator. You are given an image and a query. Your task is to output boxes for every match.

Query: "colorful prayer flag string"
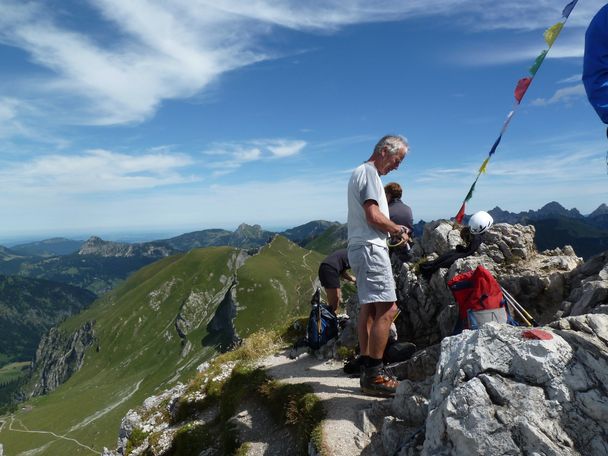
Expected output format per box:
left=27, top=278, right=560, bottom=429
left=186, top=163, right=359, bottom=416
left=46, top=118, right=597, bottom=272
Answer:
left=454, top=0, right=579, bottom=223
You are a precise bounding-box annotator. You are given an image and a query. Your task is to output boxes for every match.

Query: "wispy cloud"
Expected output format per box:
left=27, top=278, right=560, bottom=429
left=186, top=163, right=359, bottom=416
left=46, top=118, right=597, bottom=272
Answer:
left=557, top=74, right=582, bottom=84
left=0, top=0, right=601, bottom=130
left=0, top=149, right=196, bottom=194
left=203, top=138, right=306, bottom=175
left=530, top=83, right=586, bottom=106
left=415, top=147, right=604, bottom=184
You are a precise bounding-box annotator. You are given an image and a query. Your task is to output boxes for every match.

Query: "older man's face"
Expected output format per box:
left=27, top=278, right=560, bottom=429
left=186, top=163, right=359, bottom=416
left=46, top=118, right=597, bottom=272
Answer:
left=378, top=147, right=407, bottom=175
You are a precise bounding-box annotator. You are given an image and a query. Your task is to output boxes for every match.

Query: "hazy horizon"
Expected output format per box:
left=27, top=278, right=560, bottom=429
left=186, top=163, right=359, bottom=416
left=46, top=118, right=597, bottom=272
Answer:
left=1, top=199, right=604, bottom=247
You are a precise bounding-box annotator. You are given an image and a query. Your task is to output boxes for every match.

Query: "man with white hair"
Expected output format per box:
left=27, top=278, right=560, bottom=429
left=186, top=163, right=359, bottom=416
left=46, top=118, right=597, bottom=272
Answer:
left=347, top=134, right=409, bottom=397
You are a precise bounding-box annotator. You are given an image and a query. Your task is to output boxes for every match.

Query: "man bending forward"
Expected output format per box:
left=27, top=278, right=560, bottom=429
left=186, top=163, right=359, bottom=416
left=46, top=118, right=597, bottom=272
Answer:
left=347, top=135, right=409, bottom=397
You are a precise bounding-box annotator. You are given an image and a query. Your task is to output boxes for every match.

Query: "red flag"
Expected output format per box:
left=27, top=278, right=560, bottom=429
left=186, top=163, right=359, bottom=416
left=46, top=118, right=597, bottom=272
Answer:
left=455, top=203, right=466, bottom=224
left=514, top=77, right=532, bottom=103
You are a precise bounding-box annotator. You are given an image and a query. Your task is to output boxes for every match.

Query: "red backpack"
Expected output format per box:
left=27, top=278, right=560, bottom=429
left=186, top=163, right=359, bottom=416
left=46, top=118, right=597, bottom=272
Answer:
left=447, top=265, right=512, bottom=331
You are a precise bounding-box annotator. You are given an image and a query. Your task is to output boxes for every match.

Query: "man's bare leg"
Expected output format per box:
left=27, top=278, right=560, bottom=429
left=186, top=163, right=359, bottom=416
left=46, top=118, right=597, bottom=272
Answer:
left=357, top=303, right=374, bottom=357
left=325, top=287, right=341, bottom=313
left=368, top=302, right=399, bottom=359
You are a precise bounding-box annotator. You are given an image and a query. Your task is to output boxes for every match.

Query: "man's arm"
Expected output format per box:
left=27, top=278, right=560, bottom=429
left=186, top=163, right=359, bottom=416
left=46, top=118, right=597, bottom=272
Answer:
left=363, top=200, right=408, bottom=238
left=341, top=270, right=356, bottom=283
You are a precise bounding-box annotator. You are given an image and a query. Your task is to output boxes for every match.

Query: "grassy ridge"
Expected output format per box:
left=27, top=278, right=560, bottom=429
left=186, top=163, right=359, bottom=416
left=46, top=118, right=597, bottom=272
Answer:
left=0, top=239, right=325, bottom=455
left=235, top=236, right=324, bottom=335
left=0, top=247, right=239, bottom=455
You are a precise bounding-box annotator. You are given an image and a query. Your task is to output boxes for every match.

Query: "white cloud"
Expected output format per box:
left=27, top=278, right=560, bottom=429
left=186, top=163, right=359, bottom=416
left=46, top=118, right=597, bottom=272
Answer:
left=530, top=83, right=586, bottom=106
left=203, top=138, right=306, bottom=174
left=264, top=139, right=306, bottom=157
left=557, top=74, right=582, bottom=84
left=0, top=0, right=602, bottom=128
left=0, top=149, right=196, bottom=194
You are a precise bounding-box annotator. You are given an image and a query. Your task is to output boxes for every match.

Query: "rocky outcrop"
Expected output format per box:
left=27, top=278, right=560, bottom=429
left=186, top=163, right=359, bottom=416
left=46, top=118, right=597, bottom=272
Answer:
left=389, top=315, right=608, bottom=455
left=110, top=383, right=189, bottom=456
left=558, top=250, right=608, bottom=318
left=29, top=321, right=96, bottom=396
left=78, top=236, right=176, bottom=258
left=393, top=221, right=582, bottom=349
left=203, top=280, right=241, bottom=351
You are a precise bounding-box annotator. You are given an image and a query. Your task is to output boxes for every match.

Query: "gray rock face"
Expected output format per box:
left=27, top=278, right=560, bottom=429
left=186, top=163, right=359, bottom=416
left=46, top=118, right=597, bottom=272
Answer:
left=29, top=321, right=95, bottom=397
left=116, top=383, right=188, bottom=456
left=390, top=315, right=608, bottom=456
left=78, top=236, right=176, bottom=258
left=393, top=221, right=582, bottom=349
left=560, top=251, right=608, bottom=318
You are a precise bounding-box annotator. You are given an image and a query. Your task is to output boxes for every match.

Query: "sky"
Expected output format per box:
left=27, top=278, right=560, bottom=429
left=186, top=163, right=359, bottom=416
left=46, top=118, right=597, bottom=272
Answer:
left=0, top=0, right=607, bottom=243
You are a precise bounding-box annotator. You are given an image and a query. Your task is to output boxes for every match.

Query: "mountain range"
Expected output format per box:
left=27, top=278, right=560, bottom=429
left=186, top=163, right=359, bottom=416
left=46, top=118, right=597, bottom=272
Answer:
left=0, top=202, right=607, bottom=453
left=487, top=202, right=608, bottom=259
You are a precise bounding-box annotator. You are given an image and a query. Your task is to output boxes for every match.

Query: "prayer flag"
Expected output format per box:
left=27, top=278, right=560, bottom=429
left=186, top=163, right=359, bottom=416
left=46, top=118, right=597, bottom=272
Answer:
left=489, top=135, right=502, bottom=156
left=464, top=182, right=476, bottom=202
left=500, top=111, right=515, bottom=135
left=529, top=50, right=548, bottom=76
left=544, top=23, right=564, bottom=47
left=479, top=157, right=490, bottom=174
left=562, top=0, right=578, bottom=19
left=515, top=77, right=532, bottom=103
left=455, top=203, right=466, bottom=224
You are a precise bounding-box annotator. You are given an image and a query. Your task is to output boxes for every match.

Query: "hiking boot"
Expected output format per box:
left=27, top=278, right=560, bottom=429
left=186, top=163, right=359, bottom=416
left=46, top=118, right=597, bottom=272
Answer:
left=360, top=366, right=399, bottom=397
left=343, top=356, right=363, bottom=375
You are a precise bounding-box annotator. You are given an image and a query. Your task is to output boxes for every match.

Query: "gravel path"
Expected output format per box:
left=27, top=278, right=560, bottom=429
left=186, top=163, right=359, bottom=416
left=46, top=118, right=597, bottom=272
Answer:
left=259, top=351, right=390, bottom=456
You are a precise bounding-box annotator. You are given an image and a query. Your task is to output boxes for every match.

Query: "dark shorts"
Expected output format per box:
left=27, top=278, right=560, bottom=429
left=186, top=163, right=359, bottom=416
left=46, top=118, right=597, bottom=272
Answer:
left=318, top=263, right=340, bottom=289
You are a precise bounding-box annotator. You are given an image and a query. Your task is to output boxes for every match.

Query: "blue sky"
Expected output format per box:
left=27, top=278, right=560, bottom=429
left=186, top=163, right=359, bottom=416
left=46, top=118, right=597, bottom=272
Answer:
left=0, top=0, right=606, bottom=242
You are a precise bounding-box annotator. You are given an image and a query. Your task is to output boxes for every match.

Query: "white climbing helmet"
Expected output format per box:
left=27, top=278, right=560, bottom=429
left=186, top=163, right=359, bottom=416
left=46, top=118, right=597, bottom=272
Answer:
left=469, top=211, right=494, bottom=234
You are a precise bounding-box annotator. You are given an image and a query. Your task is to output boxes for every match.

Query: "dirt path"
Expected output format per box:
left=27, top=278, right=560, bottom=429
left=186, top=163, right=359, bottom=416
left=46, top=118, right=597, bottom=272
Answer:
left=259, top=351, right=389, bottom=455
left=7, top=416, right=98, bottom=454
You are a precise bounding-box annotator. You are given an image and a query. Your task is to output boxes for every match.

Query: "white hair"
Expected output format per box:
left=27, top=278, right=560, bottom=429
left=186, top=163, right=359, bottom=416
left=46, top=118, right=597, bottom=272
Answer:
left=373, top=135, right=409, bottom=156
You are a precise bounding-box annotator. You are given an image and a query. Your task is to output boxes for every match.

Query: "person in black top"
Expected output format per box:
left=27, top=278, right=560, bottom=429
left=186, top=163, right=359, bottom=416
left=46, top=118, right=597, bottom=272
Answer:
left=384, top=182, right=413, bottom=232
left=385, top=182, right=414, bottom=264
left=318, top=249, right=356, bottom=312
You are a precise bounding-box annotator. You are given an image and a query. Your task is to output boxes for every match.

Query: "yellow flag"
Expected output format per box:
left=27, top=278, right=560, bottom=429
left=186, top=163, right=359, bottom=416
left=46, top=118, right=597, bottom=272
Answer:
left=544, top=22, right=563, bottom=47
left=479, top=157, right=490, bottom=174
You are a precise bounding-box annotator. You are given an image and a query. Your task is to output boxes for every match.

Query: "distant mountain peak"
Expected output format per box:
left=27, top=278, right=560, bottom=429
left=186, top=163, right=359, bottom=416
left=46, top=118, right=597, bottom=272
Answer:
left=590, top=203, right=608, bottom=217
left=540, top=201, right=565, bottom=211
left=537, top=202, right=582, bottom=219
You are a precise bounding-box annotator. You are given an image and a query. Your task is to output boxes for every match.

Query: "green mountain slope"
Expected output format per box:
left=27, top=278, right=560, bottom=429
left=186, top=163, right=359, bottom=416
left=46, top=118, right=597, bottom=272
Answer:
left=235, top=235, right=324, bottom=334
left=305, top=223, right=347, bottom=255
left=0, top=275, right=96, bottom=366
left=0, top=237, right=324, bottom=455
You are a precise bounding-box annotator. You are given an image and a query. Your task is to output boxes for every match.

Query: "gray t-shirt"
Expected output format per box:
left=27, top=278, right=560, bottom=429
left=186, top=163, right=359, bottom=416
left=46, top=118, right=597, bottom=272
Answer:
left=347, top=162, right=389, bottom=247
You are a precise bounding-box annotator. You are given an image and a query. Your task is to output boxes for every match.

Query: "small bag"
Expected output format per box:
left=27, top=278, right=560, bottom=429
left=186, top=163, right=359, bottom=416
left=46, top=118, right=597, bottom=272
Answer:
left=306, top=288, right=339, bottom=350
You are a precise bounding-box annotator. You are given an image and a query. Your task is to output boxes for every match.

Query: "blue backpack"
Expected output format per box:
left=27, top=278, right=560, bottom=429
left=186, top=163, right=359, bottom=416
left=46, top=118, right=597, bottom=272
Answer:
left=306, top=288, right=339, bottom=350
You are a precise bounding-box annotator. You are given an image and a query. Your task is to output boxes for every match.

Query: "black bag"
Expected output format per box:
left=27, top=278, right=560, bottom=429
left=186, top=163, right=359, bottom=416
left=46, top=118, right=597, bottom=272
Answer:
left=306, top=288, right=339, bottom=350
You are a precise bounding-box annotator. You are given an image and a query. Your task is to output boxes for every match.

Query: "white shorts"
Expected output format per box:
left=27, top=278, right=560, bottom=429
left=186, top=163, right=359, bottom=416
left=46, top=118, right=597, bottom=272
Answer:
left=348, top=243, right=396, bottom=304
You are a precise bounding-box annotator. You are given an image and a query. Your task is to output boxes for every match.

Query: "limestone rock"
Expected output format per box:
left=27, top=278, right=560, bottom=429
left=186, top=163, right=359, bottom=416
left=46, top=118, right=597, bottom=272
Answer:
left=560, top=251, right=608, bottom=318
left=29, top=321, right=96, bottom=397
left=396, top=316, right=608, bottom=456
left=116, top=383, right=188, bottom=456
left=393, top=221, right=581, bottom=349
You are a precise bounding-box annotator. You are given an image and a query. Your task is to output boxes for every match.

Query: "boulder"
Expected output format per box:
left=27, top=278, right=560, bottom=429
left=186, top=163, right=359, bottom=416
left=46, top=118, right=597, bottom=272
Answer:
left=390, top=315, right=608, bottom=455
left=559, top=251, right=608, bottom=318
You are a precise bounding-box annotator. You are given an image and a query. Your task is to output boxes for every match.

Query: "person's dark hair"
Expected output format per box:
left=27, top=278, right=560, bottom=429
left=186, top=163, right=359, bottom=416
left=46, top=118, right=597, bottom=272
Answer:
left=384, top=182, right=402, bottom=200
